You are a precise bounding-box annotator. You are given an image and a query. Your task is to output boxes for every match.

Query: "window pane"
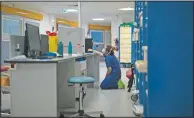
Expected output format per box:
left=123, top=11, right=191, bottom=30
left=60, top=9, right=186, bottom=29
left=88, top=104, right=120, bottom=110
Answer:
left=3, top=18, right=9, bottom=33
left=91, top=31, right=103, bottom=43
left=3, top=17, right=22, bottom=35
left=1, top=41, right=9, bottom=65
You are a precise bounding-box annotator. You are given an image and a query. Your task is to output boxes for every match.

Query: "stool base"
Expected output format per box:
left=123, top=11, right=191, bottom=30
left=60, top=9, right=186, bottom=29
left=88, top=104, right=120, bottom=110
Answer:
left=60, top=110, right=104, bottom=118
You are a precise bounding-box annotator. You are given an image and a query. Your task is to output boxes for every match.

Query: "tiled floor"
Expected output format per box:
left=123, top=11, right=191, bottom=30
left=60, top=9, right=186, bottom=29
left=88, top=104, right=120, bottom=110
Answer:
left=82, top=62, right=134, bottom=117
left=83, top=88, right=135, bottom=117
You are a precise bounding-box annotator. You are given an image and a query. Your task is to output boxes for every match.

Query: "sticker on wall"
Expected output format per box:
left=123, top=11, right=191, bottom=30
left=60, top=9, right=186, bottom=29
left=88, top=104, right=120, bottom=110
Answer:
left=2, top=34, right=10, bottom=41
left=9, top=63, right=17, bottom=70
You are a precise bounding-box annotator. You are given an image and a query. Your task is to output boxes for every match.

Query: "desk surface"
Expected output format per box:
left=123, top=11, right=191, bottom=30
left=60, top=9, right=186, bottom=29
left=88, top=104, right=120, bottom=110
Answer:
left=4, top=53, right=96, bottom=64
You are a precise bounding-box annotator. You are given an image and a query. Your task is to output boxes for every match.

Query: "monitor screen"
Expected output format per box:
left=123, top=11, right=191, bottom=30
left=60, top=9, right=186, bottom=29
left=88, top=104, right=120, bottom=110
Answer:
left=85, top=38, right=93, bottom=53
left=26, top=23, right=41, bottom=51
left=40, top=34, right=49, bottom=55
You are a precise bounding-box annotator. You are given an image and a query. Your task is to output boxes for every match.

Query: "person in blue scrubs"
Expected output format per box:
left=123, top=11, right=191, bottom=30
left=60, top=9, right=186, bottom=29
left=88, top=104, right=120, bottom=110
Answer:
left=89, top=45, right=121, bottom=89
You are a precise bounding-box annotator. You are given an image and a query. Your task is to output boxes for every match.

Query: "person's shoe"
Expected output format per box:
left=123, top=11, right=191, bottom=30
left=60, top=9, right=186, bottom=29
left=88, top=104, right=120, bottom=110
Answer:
left=118, top=80, right=125, bottom=89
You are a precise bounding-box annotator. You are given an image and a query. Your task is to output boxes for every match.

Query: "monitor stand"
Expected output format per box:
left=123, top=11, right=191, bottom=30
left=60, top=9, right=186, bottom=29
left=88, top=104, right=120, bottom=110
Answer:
left=28, top=50, right=41, bottom=59
left=29, top=50, right=54, bottom=59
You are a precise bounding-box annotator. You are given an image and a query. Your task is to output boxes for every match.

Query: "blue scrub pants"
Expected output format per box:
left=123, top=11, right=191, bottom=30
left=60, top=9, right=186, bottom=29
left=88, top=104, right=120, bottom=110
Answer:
left=100, top=73, right=121, bottom=89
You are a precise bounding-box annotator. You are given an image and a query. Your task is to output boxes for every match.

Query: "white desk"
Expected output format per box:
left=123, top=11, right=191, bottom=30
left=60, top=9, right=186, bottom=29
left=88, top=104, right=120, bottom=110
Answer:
left=5, top=53, right=100, bottom=117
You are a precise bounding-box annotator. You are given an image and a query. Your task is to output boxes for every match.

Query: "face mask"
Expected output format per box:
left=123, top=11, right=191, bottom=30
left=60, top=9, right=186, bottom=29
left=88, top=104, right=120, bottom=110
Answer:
left=102, top=48, right=106, bottom=53
left=102, top=48, right=108, bottom=56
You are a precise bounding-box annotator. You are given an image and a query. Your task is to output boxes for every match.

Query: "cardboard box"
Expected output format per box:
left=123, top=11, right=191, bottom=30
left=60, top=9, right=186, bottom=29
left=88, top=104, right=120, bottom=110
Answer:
left=1, top=76, right=10, bottom=86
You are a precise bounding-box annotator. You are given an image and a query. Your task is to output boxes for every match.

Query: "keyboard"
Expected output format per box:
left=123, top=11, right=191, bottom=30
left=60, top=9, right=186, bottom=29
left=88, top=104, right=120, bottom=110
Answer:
left=32, top=56, right=54, bottom=59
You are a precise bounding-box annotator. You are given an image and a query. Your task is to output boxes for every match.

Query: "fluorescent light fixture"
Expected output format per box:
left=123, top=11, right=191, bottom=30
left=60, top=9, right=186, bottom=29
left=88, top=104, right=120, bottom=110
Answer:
left=67, top=9, right=77, bottom=12
left=62, top=9, right=77, bottom=13
left=119, top=7, right=134, bottom=11
left=92, top=18, right=105, bottom=21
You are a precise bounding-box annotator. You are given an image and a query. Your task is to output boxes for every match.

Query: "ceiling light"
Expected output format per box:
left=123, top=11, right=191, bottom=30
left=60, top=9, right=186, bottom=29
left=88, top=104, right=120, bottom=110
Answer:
left=67, top=9, right=77, bottom=12
left=92, top=18, right=105, bottom=21
left=52, top=20, right=55, bottom=22
left=62, top=9, right=77, bottom=13
left=119, top=7, right=134, bottom=11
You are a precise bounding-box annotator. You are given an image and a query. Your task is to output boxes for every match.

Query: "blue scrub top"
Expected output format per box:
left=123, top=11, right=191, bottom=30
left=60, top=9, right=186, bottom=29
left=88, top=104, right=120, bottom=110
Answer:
left=100, top=55, right=121, bottom=89
left=105, top=55, right=121, bottom=75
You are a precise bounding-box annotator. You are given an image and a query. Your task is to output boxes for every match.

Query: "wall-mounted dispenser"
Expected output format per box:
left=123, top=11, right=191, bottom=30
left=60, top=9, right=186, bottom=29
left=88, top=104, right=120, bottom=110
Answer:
left=135, top=46, right=148, bottom=73
left=139, top=11, right=143, bottom=28
left=133, top=22, right=137, bottom=27
left=142, top=46, right=148, bottom=61
left=132, top=28, right=139, bottom=42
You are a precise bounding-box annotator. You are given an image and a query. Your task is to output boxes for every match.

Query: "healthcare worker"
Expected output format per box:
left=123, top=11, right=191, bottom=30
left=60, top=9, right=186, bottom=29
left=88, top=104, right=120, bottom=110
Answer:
left=89, top=45, right=122, bottom=89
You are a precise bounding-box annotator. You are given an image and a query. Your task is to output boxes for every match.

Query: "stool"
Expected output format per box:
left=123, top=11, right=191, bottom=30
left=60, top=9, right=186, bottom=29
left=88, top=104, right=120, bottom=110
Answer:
left=60, top=76, right=105, bottom=118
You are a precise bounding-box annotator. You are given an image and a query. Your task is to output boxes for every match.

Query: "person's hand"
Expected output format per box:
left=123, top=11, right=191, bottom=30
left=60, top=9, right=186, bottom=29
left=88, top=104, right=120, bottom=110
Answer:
left=88, top=49, right=93, bottom=52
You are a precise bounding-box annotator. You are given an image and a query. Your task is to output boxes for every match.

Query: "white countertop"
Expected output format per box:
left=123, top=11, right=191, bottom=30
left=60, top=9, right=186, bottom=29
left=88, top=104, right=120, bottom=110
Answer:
left=4, top=53, right=96, bottom=64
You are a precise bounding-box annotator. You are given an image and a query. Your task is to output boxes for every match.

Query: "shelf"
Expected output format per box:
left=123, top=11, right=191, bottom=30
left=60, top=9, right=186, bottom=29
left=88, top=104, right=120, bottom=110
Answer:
left=135, top=60, right=147, bottom=73
left=120, top=54, right=131, bottom=58
left=120, top=28, right=130, bottom=33
left=120, top=35, right=131, bottom=39
left=120, top=55, right=131, bottom=57
left=120, top=44, right=131, bottom=46
left=120, top=54, right=131, bottom=56
left=120, top=52, right=131, bottom=54
left=120, top=48, right=131, bottom=50
left=120, top=38, right=131, bottom=41
left=120, top=57, right=131, bottom=60
left=120, top=42, right=131, bottom=44
left=120, top=58, right=131, bottom=60
left=120, top=56, right=131, bottom=58
left=120, top=60, right=131, bottom=63
left=119, top=26, right=131, bottom=64
left=120, top=46, right=131, bottom=49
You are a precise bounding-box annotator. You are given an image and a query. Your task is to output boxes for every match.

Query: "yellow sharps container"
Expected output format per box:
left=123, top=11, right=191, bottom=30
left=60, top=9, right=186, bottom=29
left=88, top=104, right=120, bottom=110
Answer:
left=49, top=36, right=58, bottom=52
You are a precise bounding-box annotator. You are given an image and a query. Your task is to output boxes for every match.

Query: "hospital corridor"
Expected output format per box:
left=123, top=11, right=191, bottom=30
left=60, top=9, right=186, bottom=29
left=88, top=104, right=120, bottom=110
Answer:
left=1, top=1, right=193, bottom=118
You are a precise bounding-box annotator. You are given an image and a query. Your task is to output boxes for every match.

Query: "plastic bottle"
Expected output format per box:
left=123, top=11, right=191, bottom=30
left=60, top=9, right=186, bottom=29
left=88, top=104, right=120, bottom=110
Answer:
left=15, top=44, right=21, bottom=56
left=68, top=41, right=72, bottom=55
left=58, top=42, right=64, bottom=56
left=76, top=44, right=81, bottom=55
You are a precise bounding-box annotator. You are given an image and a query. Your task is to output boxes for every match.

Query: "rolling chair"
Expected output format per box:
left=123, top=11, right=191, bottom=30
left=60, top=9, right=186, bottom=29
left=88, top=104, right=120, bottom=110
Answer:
left=60, top=76, right=105, bottom=118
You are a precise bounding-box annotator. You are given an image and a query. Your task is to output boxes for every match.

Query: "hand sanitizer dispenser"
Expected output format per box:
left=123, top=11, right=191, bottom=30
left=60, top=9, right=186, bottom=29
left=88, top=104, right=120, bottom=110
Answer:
left=135, top=46, right=148, bottom=73
left=132, top=28, right=139, bottom=42
left=15, top=44, right=21, bottom=56
left=142, top=46, right=148, bottom=61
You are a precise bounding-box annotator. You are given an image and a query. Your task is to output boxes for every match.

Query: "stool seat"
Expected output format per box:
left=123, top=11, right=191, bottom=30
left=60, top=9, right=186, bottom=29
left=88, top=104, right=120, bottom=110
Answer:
left=68, top=76, right=95, bottom=84
left=61, top=76, right=104, bottom=118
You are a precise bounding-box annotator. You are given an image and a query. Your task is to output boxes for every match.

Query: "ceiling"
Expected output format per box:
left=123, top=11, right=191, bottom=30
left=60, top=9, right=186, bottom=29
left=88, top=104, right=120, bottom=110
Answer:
left=2, top=1, right=134, bottom=25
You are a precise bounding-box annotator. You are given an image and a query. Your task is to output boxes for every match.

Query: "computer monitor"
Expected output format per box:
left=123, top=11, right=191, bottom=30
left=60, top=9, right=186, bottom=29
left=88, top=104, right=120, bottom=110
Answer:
left=85, top=38, right=93, bottom=53
left=25, top=23, right=41, bottom=57
left=40, top=34, right=49, bottom=55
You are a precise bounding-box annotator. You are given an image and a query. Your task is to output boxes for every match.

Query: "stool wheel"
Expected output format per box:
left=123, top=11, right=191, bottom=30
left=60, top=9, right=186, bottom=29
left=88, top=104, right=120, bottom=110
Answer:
left=100, top=114, right=105, bottom=118
left=76, top=97, right=79, bottom=101
left=133, top=111, right=142, bottom=116
left=59, top=114, right=64, bottom=118
left=131, top=94, right=138, bottom=102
